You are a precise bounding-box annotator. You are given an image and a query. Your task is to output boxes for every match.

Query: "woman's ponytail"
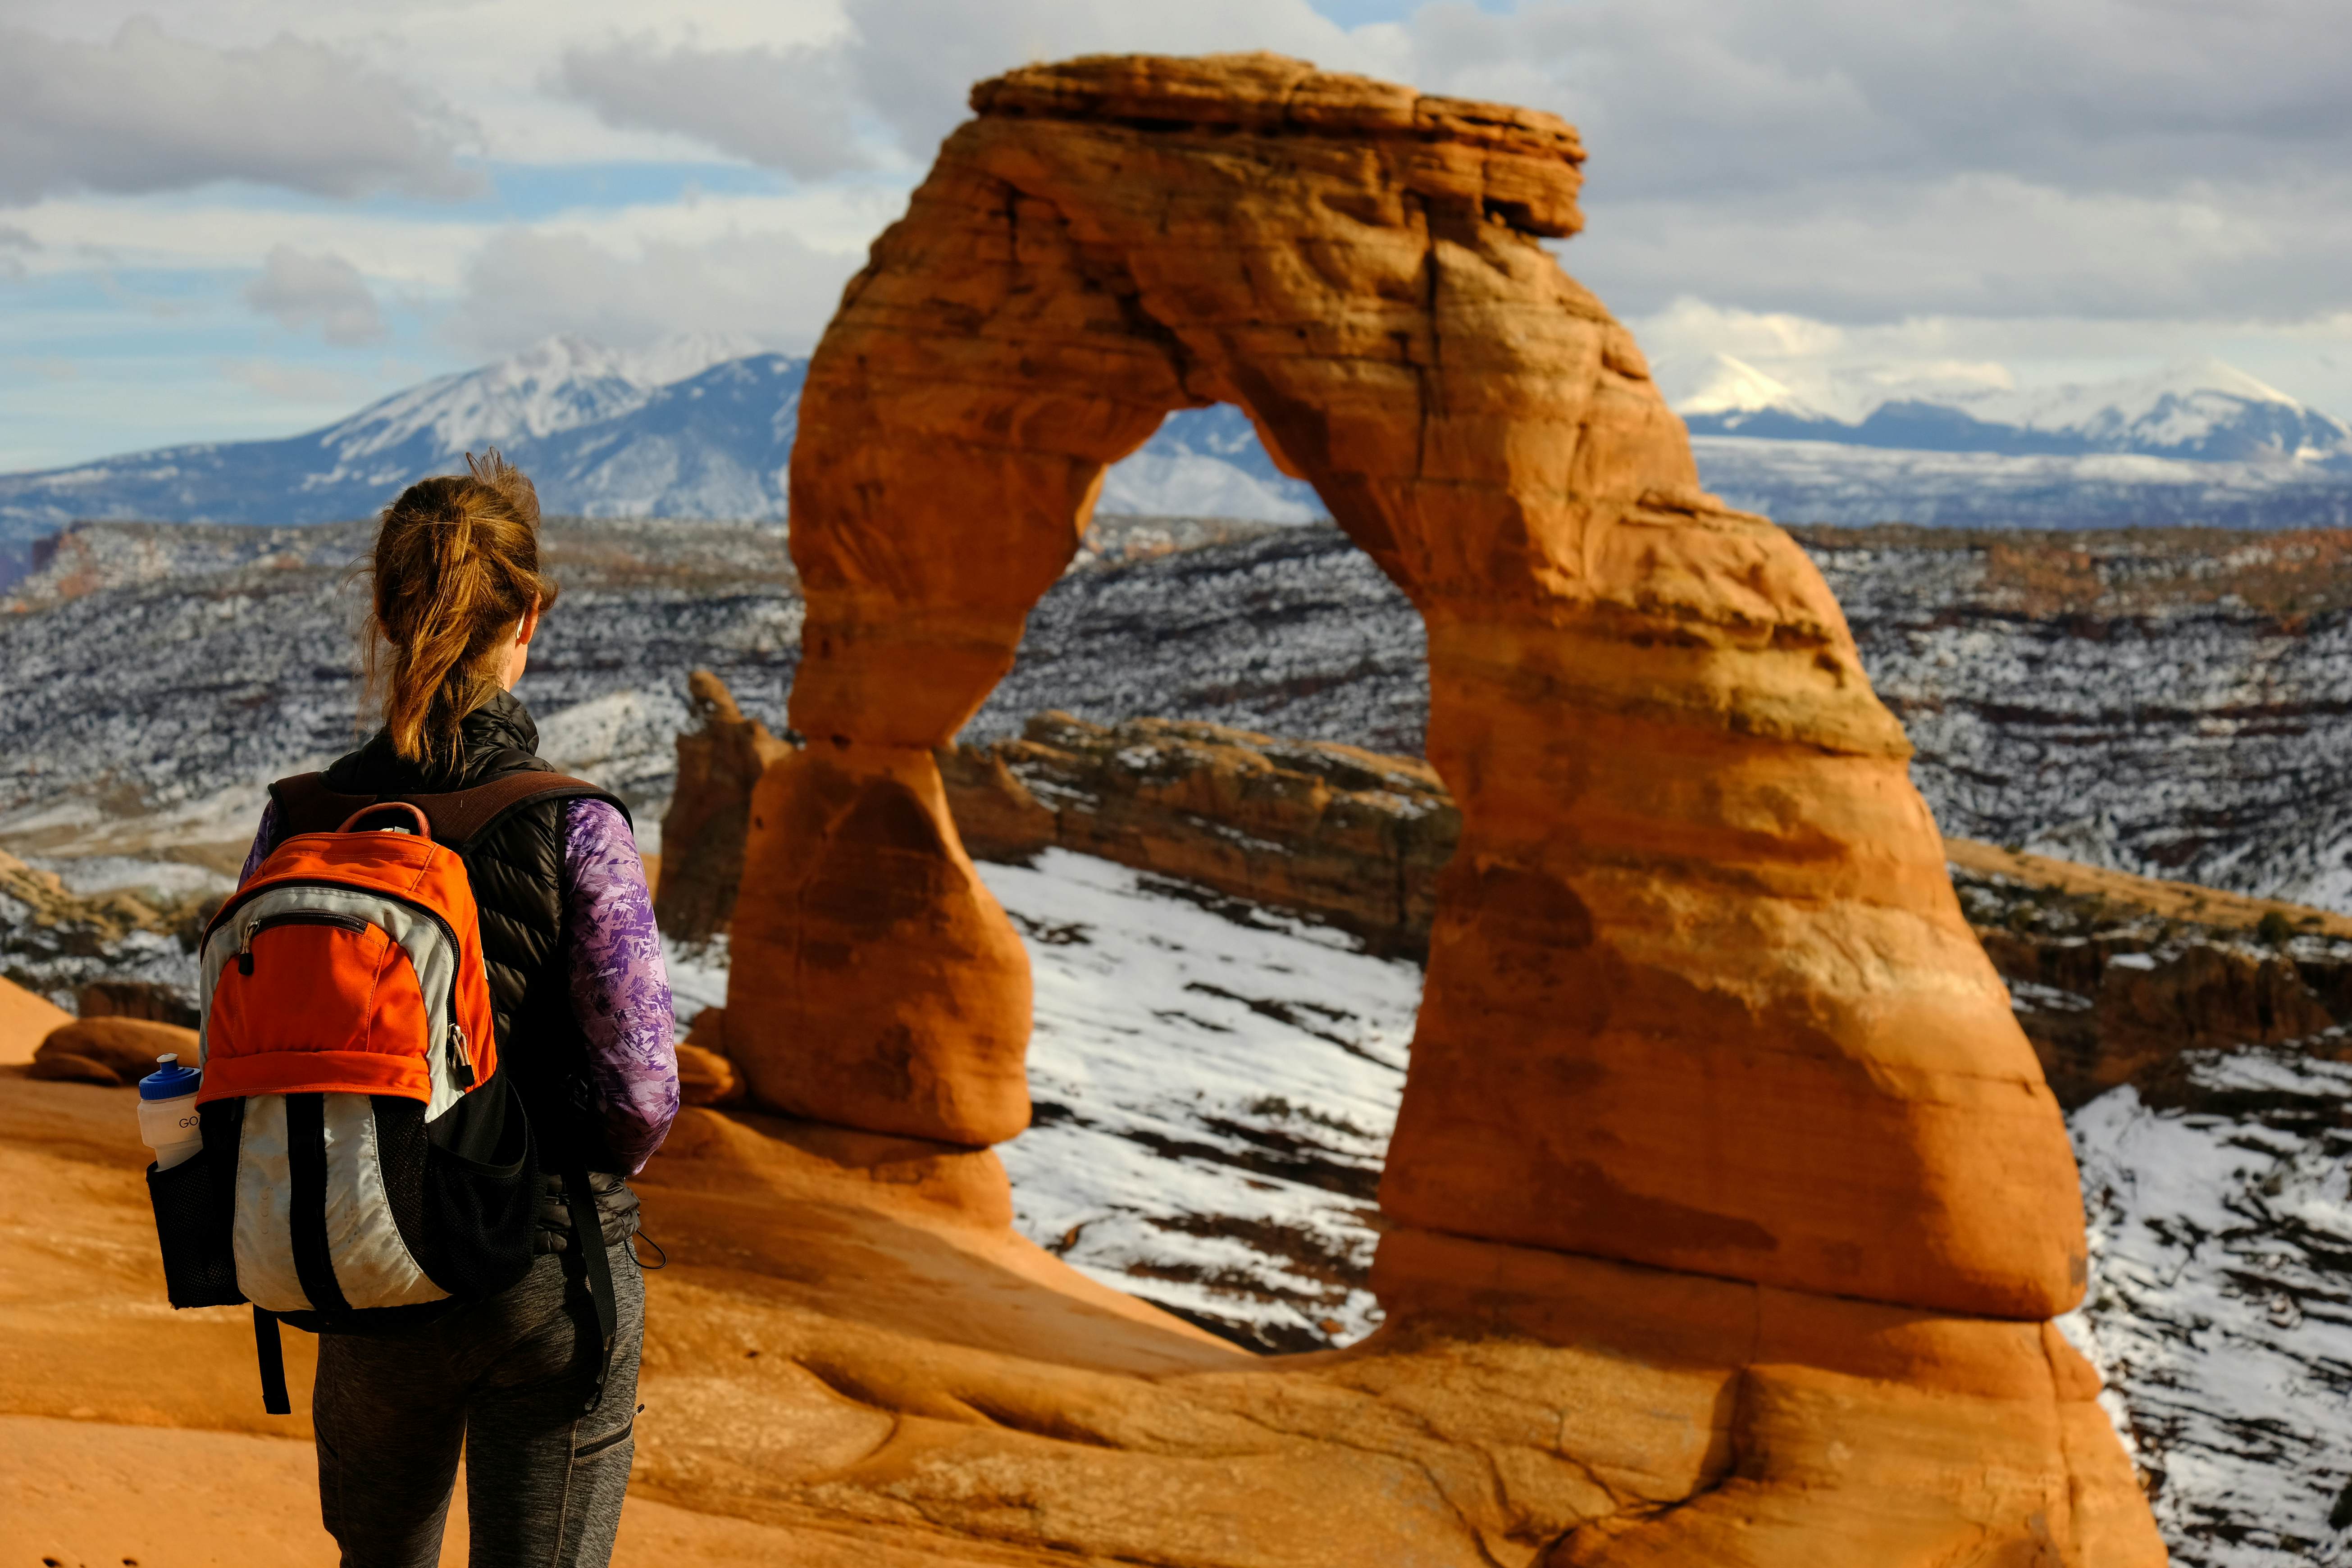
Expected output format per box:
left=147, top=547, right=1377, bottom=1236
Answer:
left=365, top=451, right=559, bottom=766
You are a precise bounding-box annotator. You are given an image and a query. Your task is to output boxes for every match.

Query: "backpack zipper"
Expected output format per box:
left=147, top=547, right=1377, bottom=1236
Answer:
left=213, top=878, right=463, bottom=970
left=211, top=878, right=479, bottom=1094
left=447, top=1020, right=477, bottom=1089
left=235, top=910, right=371, bottom=976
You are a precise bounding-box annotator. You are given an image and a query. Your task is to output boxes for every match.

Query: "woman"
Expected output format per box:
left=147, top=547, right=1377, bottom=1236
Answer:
left=235, top=452, right=679, bottom=1568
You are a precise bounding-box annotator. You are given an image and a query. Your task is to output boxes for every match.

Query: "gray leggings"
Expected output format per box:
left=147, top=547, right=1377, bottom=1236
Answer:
left=312, top=1239, right=645, bottom=1568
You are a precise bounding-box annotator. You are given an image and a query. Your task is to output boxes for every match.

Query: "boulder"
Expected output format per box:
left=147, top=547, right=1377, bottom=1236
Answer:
left=31, top=1017, right=199, bottom=1086
left=675, top=1044, right=743, bottom=1108
left=676, top=1011, right=746, bottom=1108
left=25, top=1051, right=125, bottom=1087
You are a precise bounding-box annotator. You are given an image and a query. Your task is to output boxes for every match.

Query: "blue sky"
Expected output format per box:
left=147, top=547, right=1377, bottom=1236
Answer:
left=4, top=0, right=2350, bottom=470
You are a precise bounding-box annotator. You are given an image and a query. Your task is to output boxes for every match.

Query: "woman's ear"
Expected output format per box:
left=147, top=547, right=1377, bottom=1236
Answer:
left=501, top=595, right=542, bottom=693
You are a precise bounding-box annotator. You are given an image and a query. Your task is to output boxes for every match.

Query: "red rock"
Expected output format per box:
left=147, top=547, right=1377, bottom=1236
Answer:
left=76, top=981, right=198, bottom=1028
left=942, top=711, right=1457, bottom=956
left=675, top=1043, right=744, bottom=1109
left=655, top=670, right=794, bottom=944
left=745, top=45, right=2080, bottom=1315
left=730, top=743, right=1032, bottom=1145
left=32, top=1017, right=197, bottom=1087
left=715, top=50, right=2156, bottom=1561
left=25, top=1050, right=125, bottom=1086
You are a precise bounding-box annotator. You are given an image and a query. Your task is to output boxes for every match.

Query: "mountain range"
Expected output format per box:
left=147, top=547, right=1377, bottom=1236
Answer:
left=0, top=335, right=1318, bottom=586
left=1673, top=352, right=2352, bottom=464
left=5, top=336, right=2351, bottom=586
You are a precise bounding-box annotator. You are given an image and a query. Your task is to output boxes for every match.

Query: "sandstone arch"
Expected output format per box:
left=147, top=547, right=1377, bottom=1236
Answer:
left=723, top=53, right=2163, bottom=1561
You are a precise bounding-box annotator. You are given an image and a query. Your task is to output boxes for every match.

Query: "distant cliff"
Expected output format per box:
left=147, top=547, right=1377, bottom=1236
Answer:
left=9, top=517, right=2352, bottom=918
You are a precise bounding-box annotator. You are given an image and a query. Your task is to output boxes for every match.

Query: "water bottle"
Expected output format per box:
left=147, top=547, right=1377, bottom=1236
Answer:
left=137, top=1054, right=204, bottom=1171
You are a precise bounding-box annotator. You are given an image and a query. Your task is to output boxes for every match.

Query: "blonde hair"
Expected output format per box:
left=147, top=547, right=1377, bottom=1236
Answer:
left=364, top=451, right=558, bottom=766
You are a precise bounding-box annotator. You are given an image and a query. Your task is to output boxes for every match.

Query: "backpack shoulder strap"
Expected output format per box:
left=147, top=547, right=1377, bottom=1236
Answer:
left=267, top=772, right=378, bottom=846
left=398, top=774, right=631, bottom=852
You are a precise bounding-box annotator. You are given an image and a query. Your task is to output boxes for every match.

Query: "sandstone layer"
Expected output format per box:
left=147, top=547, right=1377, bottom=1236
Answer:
left=721, top=50, right=2162, bottom=1563
left=943, top=711, right=1456, bottom=956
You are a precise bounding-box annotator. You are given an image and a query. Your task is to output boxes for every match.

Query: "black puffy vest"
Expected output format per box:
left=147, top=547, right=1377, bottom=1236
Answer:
left=278, top=691, right=630, bottom=1172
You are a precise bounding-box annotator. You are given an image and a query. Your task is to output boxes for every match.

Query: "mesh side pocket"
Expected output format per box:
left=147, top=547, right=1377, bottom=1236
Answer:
left=419, top=1074, right=538, bottom=1297
left=147, top=1137, right=243, bottom=1308
left=372, top=1095, right=430, bottom=1263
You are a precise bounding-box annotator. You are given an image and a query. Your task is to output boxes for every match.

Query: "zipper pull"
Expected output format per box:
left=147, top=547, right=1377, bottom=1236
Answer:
left=447, top=1022, right=477, bottom=1089
left=237, top=924, right=256, bottom=977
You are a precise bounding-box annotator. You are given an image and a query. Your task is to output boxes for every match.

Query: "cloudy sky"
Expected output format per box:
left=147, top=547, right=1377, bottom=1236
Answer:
left=3, top=0, right=2348, bottom=469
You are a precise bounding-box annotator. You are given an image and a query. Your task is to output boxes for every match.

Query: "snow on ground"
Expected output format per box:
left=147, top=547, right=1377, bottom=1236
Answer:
left=23, top=854, right=232, bottom=899
left=663, top=933, right=730, bottom=1034
left=978, top=850, right=1419, bottom=1352
left=2064, top=1049, right=2352, bottom=1566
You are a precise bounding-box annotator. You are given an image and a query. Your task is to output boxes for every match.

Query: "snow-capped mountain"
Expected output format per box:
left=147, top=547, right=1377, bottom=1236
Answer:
left=1669, top=352, right=1837, bottom=428
left=9, top=340, right=2352, bottom=590
left=0, top=336, right=1323, bottom=587
left=1677, top=353, right=2352, bottom=465
left=1095, top=403, right=1320, bottom=522
left=0, top=334, right=770, bottom=577
left=322, top=333, right=760, bottom=465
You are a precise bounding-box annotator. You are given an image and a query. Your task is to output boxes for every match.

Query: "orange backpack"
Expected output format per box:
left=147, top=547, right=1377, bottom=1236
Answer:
left=147, top=773, right=625, bottom=1414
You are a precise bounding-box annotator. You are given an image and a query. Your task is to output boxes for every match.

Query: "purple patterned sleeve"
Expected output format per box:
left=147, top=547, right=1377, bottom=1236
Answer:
left=560, top=798, right=680, bottom=1174
left=238, top=801, right=278, bottom=885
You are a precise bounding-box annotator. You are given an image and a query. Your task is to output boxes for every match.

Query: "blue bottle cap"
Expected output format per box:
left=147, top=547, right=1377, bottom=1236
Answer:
left=139, top=1053, right=202, bottom=1101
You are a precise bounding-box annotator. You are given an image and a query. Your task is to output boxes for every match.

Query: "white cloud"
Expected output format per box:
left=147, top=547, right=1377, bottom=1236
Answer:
left=0, top=18, right=480, bottom=204
left=1401, top=0, right=2352, bottom=201
left=445, top=226, right=866, bottom=356
left=832, top=0, right=1374, bottom=157
left=0, top=223, right=34, bottom=279
left=514, top=0, right=2352, bottom=339
left=243, top=246, right=386, bottom=346
left=1561, top=169, right=2352, bottom=339
left=215, top=357, right=365, bottom=405
left=556, top=36, right=870, bottom=178
left=2, top=0, right=860, bottom=169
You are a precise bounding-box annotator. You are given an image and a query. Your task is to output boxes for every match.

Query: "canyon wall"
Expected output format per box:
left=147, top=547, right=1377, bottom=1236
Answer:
left=1797, top=526, right=2352, bottom=908
left=943, top=711, right=1455, bottom=957
left=721, top=50, right=2162, bottom=1564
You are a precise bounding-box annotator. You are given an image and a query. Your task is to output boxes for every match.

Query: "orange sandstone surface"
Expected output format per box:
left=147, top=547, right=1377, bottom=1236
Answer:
left=1, top=53, right=2165, bottom=1568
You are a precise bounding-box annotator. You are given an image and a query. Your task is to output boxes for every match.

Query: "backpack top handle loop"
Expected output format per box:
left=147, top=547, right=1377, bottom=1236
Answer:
left=336, top=801, right=435, bottom=840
